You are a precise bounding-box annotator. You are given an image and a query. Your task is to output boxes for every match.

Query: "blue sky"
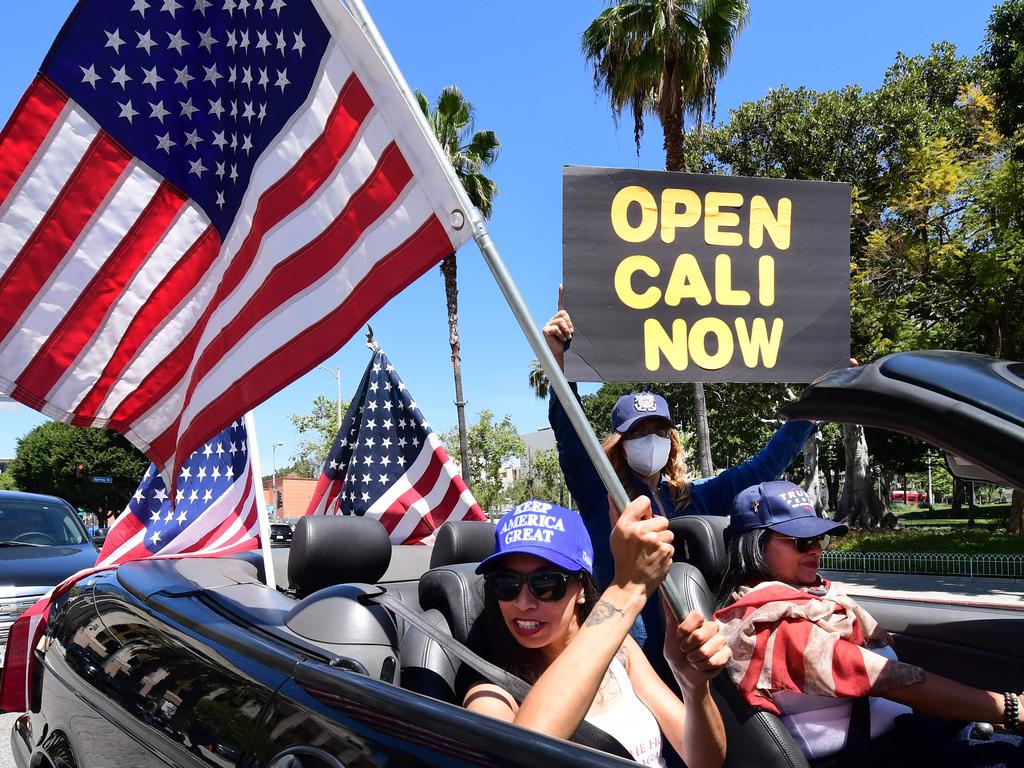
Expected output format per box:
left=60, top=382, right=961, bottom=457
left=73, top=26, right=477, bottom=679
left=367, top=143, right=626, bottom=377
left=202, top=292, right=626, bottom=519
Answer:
left=0, top=1, right=996, bottom=480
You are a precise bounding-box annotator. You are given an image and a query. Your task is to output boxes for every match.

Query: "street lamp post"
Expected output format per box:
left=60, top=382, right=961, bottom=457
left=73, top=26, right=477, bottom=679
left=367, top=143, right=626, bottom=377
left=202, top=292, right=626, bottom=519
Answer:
left=318, top=365, right=342, bottom=428
left=272, top=441, right=284, bottom=516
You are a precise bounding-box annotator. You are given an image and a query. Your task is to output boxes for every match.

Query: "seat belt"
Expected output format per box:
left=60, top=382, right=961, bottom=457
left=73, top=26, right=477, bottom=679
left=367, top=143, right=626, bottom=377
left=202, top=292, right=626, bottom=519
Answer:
left=364, top=588, right=636, bottom=762
left=840, top=695, right=871, bottom=767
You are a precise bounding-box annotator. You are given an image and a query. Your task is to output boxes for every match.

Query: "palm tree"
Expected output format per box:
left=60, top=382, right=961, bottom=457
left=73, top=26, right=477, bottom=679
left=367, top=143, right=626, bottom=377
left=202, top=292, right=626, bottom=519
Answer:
left=416, top=87, right=500, bottom=473
left=528, top=359, right=550, bottom=399
left=582, top=0, right=750, bottom=477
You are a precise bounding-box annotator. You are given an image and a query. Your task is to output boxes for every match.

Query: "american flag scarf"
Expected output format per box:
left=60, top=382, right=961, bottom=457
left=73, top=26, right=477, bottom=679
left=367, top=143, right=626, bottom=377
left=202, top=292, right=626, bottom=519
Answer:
left=713, top=580, right=924, bottom=716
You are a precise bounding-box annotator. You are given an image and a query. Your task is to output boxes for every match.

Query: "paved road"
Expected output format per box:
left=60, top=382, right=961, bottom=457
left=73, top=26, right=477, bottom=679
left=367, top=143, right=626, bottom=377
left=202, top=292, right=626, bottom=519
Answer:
left=1, top=712, right=17, bottom=768
left=824, top=569, right=1024, bottom=609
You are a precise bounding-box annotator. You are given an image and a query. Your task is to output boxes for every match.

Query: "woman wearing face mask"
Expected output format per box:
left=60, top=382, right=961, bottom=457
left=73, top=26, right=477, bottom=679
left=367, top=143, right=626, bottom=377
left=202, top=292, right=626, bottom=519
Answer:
left=542, top=293, right=815, bottom=660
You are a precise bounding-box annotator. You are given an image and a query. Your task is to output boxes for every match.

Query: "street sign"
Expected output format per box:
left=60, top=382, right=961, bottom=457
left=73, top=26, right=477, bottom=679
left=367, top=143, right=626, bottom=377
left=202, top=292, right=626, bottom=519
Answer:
left=90, top=476, right=113, bottom=484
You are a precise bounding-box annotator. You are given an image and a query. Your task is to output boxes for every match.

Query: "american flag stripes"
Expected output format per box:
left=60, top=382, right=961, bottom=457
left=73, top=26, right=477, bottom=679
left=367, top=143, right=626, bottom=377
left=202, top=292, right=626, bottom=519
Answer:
left=0, top=415, right=264, bottom=712
left=307, top=348, right=485, bottom=544
left=714, top=581, right=925, bottom=716
left=97, top=416, right=262, bottom=565
left=0, top=0, right=471, bottom=482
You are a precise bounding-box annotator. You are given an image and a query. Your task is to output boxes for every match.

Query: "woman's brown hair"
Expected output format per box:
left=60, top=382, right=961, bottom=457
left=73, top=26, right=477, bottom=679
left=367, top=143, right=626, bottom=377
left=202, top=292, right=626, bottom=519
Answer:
left=603, top=425, right=691, bottom=508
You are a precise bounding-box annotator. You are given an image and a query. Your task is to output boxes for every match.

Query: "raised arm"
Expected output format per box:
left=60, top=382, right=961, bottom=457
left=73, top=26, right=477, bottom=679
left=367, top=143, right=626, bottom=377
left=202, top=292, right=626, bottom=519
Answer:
left=687, top=419, right=816, bottom=517
left=543, top=290, right=616, bottom=586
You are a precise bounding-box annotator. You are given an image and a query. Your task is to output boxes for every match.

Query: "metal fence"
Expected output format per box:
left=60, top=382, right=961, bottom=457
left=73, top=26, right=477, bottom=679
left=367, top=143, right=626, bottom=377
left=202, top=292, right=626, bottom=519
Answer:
left=820, top=551, right=1024, bottom=579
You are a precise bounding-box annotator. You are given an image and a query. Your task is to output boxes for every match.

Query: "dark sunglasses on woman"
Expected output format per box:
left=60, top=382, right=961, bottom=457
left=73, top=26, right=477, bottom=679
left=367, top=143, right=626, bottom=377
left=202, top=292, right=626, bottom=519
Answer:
left=772, top=533, right=833, bottom=553
left=485, top=570, right=577, bottom=602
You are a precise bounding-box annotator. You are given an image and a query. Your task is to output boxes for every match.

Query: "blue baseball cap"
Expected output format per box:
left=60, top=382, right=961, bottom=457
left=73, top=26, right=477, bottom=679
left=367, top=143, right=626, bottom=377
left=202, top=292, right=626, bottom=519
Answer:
left=476, top=499, right=594, bottom=575
left=612, top=392, right=671, bottom=433
left=727, top=481, right=848, bottom=539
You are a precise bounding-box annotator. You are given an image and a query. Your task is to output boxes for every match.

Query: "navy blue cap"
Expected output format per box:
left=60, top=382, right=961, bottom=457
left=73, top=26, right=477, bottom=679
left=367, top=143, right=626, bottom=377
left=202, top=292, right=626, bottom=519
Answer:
left=612, top=392, right=671, bottom=433
left=476, top=499, right=594, bottom=575
left=727, top=481, right=848, bottom=539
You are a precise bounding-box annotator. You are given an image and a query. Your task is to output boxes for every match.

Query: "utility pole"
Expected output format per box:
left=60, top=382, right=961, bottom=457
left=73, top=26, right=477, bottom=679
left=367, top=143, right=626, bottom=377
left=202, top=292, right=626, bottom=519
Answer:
left=318, top=365, right=342, bottom=429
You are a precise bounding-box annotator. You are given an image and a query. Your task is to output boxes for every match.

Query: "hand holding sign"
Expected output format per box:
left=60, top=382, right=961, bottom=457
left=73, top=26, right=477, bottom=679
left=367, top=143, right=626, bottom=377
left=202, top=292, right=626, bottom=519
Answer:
left=542, top=285, right=574, bottom=371
left=609, top=495, right=674, bottom=599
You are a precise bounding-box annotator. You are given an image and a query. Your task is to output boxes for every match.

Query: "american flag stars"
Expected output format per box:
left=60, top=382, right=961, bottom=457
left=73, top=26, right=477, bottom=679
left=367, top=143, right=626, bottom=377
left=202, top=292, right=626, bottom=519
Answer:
left=306, top=350, right=485, bottom=544
left=44, top=0, right=329, bottom=235
left=121, top=418, right=250, bottom=550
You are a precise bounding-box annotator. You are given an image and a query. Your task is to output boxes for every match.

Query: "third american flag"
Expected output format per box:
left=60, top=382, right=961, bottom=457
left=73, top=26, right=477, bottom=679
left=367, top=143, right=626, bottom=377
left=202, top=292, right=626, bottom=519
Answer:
left=307, top=348, right=485, bottom=544
left=0, top=0, right=471, bottom=483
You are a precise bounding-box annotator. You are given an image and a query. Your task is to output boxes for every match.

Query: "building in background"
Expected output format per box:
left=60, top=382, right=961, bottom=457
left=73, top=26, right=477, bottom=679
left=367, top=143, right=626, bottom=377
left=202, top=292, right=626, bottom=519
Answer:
left=262, top=476, right=317, bottom=522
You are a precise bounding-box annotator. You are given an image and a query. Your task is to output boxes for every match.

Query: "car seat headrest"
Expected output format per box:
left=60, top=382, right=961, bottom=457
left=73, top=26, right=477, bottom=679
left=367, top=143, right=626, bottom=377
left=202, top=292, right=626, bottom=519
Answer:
left=288, top=515, right=391, bottom=596
left=429, top=520, right=496, bottom=569
left=418, top=563, right=485, bottom=644
left=669, top=516, right=729, bottom=593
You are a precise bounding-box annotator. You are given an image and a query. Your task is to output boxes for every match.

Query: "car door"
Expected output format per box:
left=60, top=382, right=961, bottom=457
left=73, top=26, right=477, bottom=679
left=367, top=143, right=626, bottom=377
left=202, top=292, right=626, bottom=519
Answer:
left=46, top=572, right=276, bottom=767
left=855, top=596, right=1024, bottom=693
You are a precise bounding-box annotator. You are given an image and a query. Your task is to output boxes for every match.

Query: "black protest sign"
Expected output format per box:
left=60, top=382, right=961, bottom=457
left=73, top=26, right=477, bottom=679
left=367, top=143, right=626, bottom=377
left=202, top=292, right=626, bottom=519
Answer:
left=562, top=166, right=850, bottom=383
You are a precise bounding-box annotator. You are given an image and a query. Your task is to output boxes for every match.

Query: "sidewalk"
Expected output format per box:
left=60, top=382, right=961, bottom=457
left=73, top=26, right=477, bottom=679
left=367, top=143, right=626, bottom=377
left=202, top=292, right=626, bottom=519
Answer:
left=822, top=569, right=1024, bottom=610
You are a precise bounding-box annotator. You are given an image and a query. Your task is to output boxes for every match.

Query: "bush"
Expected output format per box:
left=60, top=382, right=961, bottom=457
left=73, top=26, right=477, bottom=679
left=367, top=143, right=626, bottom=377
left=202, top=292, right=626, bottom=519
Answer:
left=832, top=528, right=1024, bottom=555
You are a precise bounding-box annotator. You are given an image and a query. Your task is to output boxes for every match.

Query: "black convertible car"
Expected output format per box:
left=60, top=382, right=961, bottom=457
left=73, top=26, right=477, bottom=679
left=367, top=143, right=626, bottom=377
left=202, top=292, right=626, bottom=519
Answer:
left=10, top=351, right=1024, bottom=768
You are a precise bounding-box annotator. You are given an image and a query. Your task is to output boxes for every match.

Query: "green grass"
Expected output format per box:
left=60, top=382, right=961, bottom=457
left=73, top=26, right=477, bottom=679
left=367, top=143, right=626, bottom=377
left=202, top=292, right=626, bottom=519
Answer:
left=832, top=527, right=1024, bottom=555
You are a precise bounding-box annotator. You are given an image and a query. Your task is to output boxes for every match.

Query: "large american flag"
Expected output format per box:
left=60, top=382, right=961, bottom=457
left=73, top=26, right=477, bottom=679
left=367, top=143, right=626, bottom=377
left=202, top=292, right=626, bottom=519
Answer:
left=0, top=0, right=471, bottom=485
left=0, top=415, right=263, bottom=712
left=307, top=348, right=485, bottom=544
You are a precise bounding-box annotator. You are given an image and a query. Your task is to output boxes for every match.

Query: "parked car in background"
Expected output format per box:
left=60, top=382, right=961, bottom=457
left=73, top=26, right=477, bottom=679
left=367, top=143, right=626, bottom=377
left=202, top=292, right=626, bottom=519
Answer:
left=0, top=490, right=97, bottom=670
left=87, top=524, right=111, bottom=550
left=269, top=523, right=293, bottom=545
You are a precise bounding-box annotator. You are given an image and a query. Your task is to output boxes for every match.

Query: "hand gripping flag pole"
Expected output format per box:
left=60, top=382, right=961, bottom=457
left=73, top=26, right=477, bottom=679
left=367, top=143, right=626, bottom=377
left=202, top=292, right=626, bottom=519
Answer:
left=344, top=0, right=686, bottom=623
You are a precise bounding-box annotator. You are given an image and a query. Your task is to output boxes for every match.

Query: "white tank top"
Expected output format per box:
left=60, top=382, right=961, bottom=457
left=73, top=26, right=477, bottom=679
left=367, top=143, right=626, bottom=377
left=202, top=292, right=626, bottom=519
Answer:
left=584, top=657, right=667, bottom=767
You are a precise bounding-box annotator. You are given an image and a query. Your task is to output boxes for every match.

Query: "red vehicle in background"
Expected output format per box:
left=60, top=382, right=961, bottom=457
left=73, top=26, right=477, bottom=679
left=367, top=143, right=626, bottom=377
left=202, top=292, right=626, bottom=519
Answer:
left=890, top=489, right=928, bottom=504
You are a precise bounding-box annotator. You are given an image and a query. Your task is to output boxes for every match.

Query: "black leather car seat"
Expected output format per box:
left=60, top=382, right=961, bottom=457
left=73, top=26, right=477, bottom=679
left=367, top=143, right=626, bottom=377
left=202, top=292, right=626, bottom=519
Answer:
left=400, top=520, right=496, bottom=702
left=668, top=516, right=810, bottom=768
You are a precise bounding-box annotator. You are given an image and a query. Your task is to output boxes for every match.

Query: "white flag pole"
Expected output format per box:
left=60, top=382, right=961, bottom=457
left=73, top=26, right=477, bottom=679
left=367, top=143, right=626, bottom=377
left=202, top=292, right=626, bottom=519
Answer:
left=244, top=411, right=277, bottom=590
left=344, top=0, right=685, bottom=621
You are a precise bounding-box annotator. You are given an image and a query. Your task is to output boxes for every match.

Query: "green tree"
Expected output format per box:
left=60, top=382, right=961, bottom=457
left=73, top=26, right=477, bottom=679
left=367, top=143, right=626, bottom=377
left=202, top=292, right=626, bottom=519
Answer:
left=0, top=472, right=17, bottom=491
left=510, top=447, right=568, bottom=507
left=9, top=422, right=149, bottom=524
left=288, top=394, right=348, bottom=477
left=582, top=0, right=751, bottom=477
left=443, top=410, right=523, bottom=517
left=416, top=86, right=500, bottom=476
left=983, top=0, right=1024, bottom=149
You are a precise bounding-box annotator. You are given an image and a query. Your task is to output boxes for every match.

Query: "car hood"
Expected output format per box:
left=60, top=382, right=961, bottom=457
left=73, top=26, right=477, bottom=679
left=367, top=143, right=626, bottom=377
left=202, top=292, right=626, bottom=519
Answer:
left=781, top=350, right=1024, bottom=489
left=0, top=544, right=97, bottom=587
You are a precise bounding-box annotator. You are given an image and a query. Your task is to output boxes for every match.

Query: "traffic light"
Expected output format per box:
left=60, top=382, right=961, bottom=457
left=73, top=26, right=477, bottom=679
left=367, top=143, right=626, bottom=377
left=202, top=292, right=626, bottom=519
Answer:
left=76, top=463, right=85, bottom=480
left=276, top=490, right=283, bottom=510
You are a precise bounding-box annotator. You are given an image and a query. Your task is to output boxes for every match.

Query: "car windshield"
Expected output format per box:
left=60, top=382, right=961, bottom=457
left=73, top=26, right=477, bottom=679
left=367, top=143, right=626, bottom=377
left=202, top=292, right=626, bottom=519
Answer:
left=0, top=499, right=88, bottom=546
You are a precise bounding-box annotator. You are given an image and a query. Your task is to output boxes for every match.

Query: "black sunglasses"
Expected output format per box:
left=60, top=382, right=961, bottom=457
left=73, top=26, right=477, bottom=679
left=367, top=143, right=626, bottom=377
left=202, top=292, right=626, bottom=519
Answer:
left=485, top=570, right=577, bottom=602
left=772, top=533, right=833, bottom=553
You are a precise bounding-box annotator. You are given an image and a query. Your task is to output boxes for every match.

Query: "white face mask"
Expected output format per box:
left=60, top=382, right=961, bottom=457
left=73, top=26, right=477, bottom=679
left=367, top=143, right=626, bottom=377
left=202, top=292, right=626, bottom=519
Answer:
left=622, top=434, right=671, bottom=477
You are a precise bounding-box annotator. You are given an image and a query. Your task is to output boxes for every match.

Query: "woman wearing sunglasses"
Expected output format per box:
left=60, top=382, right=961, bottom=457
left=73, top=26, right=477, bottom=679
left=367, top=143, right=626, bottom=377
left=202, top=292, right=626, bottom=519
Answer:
left=714, top=480, right=1023, bottom=765
left=464, top=497, right=729, bottom=768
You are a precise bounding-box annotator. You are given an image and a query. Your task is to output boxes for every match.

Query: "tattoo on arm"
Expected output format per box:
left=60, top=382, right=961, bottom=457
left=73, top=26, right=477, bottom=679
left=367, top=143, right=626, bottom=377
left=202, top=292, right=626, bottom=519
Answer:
left=584, top=600, right=625, bottom=627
